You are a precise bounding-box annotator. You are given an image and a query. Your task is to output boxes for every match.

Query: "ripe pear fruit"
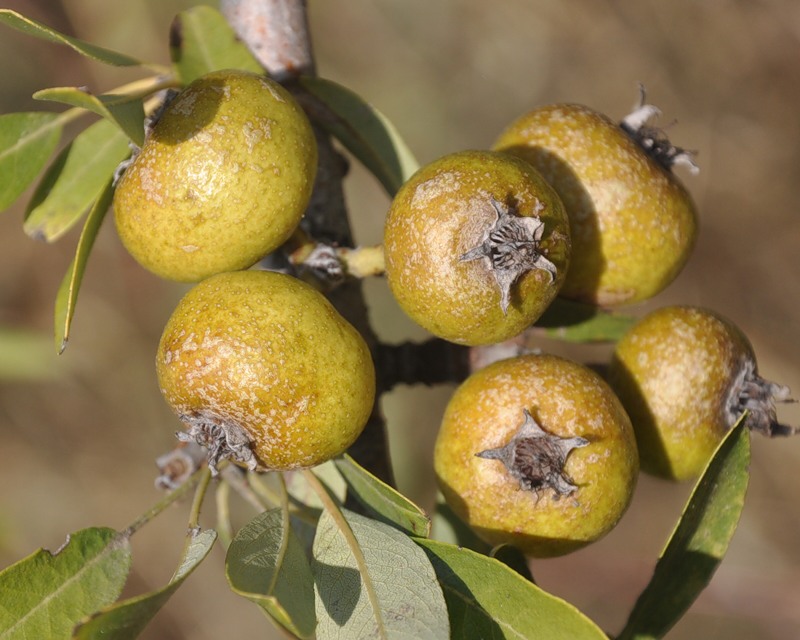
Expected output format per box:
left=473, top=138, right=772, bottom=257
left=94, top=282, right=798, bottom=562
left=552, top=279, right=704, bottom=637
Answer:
left=609, top=305, right=795, bottom=480
left=434, top=353, right=638, bottom=557
left=114, top=69, right=317, bottom=282
left=383, top=150, right=570, bottom=346
left=494, top=101, right=697, bottom=306
left=156, top=270, right=375, bottom=472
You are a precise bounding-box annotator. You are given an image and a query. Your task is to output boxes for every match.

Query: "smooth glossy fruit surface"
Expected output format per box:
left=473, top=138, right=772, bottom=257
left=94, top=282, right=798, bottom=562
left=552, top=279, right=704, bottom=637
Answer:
left=115, top=69, right=317, bottom=282
left=493, top=103, right=696, bottom=306
left=609, top=305, right=793, bottom=481
left=434, top=353, right=638, bottom=557
left=384, top=150, right=570, bottom=346
left=157, top=270, right=375, bottom=471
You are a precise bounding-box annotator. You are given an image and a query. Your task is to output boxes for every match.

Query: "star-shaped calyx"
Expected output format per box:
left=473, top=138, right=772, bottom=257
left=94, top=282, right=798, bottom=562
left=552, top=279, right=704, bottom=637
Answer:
left=476, top=409, right=589, bottom=499
left=459, top=197, right=557, bottom=314
left=175, top=410, right=258, bottom=476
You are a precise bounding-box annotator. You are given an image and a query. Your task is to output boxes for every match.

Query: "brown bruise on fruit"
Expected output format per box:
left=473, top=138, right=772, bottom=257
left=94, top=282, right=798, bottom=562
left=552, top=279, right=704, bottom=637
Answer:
left=493, top=103, right=697, bottom=307
left=156, top=271, right=375, bottom=473
left=459, top=197, right=558, bottom=314
left=383, top=150, right=570, bottom=346
left=434, top=354, right=638, bottom=558
left=114, top=70, right=317, bottom=282
left=476, top=409, right=588, bottom=498
left=610, top=305, right=795, bottom=481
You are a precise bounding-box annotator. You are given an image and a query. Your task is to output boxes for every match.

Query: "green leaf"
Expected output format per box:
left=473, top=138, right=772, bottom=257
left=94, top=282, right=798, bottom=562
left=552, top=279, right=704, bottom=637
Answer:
left=416, top=538, right=607, bottom=640
left=34, top=87, right=146, bottom=147
left=431, top=499, right=533, bottom=581
left=535, top=298, right=637, bottom=343
left=299, top=77, right=419, bottom=197
left=24, top=118, right=130, bottom=242
left=226, top=508, right=316, bottom=639
left=430, top=497, right=489, bottom=553
left=72, top=529, right=216, bottom=640
left=618, top=418, right=751, bottom=640
left=285, top=460, right=347, bottom=511
left=170, top=5, right=264, bottom=85
left=0, top=328, right=59, bottom=380
left=0, top=527, right=132, bottom=640
left=0, top=10, right=142, bottom=67
left=54, top=180, right=113, bottom=354
left=334, top=455, right=431, bottom=537
left=313, top=508, right=449, bottom=639
left=489, top=545, right=535, bottom=583
left=0, top=112, right=63, bottom=211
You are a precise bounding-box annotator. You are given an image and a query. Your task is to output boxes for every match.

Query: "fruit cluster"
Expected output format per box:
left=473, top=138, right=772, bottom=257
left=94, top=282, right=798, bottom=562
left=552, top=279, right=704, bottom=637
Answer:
left=115, top=70, right=375, bottom=475
left=385, top=86, right=793, bottom=555
left=114, top=69, right=794, bottom=558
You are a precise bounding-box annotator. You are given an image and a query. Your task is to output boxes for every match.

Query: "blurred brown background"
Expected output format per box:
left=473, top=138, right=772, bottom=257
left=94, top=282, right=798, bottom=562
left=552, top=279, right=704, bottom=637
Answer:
left=1, top=1, right=799, bottom=638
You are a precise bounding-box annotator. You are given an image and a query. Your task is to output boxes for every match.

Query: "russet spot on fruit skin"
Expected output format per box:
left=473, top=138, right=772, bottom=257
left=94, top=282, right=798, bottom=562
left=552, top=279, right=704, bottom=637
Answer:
left=434, top=353, right=638, bottom=558
left=383, top=150, right=570, bottom=346
left=609, top=305, right=794, bottom=481
left=114, top=69, right=318, bottom=283
left=156, top=270, right=375, bottom=471
left=493, top=104, right=697, bottom=307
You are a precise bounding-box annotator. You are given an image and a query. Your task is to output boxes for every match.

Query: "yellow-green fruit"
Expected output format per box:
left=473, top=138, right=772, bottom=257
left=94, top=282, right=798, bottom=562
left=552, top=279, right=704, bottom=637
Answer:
left=114, top=69, right=317, bottom=282
left=493, top=103, right=697, bottom=306
left=156, top=270, right=375, bottom=471
left=609, top=306, right=793, bottom=481
left=434, top=353, right=638, bottom=557
left=384, top=150, right=570, bottom=346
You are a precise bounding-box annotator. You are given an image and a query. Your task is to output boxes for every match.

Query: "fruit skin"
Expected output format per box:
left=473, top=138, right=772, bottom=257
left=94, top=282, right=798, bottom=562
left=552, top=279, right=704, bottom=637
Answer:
left=156, top=270, right=375, bottom=471
left=114, top=69, right=317, bottom=282
left=609, top=305, right=789, bottom=481
left=434, top=353, right=638, bottom=557
left=493, top=103, right=697, bottom=306
left=383, top=150, right=570, bottom=346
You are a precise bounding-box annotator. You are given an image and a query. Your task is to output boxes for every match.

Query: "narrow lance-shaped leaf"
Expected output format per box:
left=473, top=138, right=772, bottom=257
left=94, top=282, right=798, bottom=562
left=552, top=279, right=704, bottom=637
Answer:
left=170, top=5, right=264, bottom=85
left=226, top=508, right=316, bottom=639
left=416, top=538, right=607, bottom=640
left=34, top=87, right=146, bottom=147
left=313, top=508, right=450, bottom=639
left=334, top=454, right=431, bottom=537
left=618, top=417, right=751, bottom=640
left=54, top=180, right=114, bottom=354
left=0, top=112, right=63, bottom=211
left=24, top=118, right=130, bottom=242
left=299, top=76, right=419, bottom=197
left=534, top=297, right=637, bottom=343
left=0, top=528, right=132, bottom=640
left=72, top=529, right=217, bottom=640
left=0, top=10, right=143, bottom=67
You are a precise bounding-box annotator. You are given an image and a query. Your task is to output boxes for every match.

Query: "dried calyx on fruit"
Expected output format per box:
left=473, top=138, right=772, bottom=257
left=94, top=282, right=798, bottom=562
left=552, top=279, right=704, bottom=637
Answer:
left=460, top=197, right=557, bottom=314
left=619, top=84, right=699, bottom=174
left=726, top=359, right=795, bottom=436
left=476, top=409, right=588, bottom=498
